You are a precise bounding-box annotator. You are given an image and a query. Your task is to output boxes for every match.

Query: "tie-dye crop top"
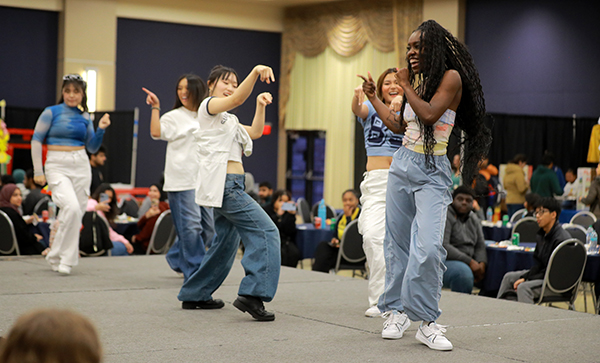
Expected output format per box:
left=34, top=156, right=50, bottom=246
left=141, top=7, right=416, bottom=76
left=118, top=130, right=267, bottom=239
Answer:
left=402, top=102, right=455, bottom=155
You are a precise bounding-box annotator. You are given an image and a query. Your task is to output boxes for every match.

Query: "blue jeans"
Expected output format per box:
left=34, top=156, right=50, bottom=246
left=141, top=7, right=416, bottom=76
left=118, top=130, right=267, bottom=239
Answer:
left=178, top=174, right=281, bottom=302
left=111, top=241, right=129, bottom=256
left=442, top=260, right=474, bottom=293
left=378, top=147, right=452, bottom=322
left=165, top=189, right=216, bottom=282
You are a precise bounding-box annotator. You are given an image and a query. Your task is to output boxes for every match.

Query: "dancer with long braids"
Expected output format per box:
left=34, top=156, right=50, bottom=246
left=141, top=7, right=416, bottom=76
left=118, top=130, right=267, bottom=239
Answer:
left=351, top=68, right=404, bottom=317
left=360, top=20, right=491, bottom=350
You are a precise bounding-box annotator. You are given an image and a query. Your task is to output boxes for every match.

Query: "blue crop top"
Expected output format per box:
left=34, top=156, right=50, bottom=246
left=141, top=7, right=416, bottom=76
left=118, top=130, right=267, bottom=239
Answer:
left=31, top=103, right=105, bottom=176
left=32, top=103, right=104, bottom=150
left=357, top=100, right=403, bottom=157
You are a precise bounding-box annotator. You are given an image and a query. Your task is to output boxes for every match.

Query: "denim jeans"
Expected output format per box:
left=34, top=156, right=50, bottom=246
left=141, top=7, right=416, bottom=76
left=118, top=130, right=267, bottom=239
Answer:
left=111, top=241, right=129, bottom=256
left=378, top=147, right=452, bottom=322
left=442, top=260, right=474, bottom=293
left=165, top=189, right=216, bottom=282
left=178, top=174, right=280, bottom=302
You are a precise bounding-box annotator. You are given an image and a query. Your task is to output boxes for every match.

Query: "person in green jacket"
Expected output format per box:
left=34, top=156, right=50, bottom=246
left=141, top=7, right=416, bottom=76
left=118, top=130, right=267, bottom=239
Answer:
left=530, top=153, right=563, bottom=198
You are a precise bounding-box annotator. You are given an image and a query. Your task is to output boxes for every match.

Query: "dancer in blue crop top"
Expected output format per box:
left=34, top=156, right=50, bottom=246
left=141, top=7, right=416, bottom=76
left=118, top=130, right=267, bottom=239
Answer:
left=351, top=68, right=403, bottom=318
left=361, top=20, right=492, bottom=351
left=31, top=74, right=110, bottom=275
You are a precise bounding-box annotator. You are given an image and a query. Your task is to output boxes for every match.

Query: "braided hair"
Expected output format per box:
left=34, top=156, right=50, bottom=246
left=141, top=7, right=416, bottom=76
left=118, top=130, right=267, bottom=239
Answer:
left=399, top=20, right=492, bottom=183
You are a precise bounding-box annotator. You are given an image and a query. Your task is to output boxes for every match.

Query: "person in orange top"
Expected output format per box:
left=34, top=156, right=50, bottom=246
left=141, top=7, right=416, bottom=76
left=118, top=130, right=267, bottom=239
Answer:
left=132, top=184, right=169, bottom=253
left=478, top=157, right=498, bottom=181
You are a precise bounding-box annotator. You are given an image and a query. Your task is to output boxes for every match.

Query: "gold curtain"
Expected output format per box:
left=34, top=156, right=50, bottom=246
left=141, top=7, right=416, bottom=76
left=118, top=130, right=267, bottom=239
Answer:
left=279, top=0, right=423, bottom=128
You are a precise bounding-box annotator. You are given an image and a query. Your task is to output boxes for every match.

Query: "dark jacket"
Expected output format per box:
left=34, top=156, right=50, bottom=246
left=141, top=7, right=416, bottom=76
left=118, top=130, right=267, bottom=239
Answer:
left=530, top=165, right=563, bottom=198
left=22, top=188, right=44, bottom=216
left=0, top=207, right=45, bottom=255
left=521, top=221, right=571, bottom=281
left=264, top=205, right=297, bottom=245
left=443, top=205, right=487, bottom=266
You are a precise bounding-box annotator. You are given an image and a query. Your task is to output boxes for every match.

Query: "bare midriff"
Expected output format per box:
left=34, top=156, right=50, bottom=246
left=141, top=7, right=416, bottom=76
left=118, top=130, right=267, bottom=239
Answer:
left=366, top=156, right=393, bottom=171
left=227, top=160, right=245, bottom=175
left=47, top=145, right=85, bottom=152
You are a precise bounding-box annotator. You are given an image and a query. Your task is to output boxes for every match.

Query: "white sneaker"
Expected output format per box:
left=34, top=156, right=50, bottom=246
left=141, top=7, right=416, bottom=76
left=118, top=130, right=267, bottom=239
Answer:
left=57, top=264, right=71, bottom=275
left=416, top=322, right=453, bottom=351
left=365, top=306, right=381, bottom=317
left=381, top=310, right=411, bottom=339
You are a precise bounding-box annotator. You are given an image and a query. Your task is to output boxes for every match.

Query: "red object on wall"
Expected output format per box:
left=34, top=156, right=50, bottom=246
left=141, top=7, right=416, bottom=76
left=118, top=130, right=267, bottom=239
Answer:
left=6, top=128, right=47, bottom=175
left=262, top=123, right=272, bottom=135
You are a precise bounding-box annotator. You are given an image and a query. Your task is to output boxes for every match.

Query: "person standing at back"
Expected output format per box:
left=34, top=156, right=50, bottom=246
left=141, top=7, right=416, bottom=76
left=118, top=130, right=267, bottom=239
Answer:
left=530, top=153, right=563, bottom=198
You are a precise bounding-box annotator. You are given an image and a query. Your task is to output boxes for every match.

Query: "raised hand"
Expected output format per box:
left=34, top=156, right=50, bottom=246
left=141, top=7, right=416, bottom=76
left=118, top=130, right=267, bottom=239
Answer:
left=98, top=113, right=111, bottom=129
left=257, top=92, right=273, bottom=107
left=390, top=95, right=403, bottom=112
left=394, top=67, right=410, bottom=87
left=254, top=65, right=276, bottom=84
left=357, top=72, right=376, bottom=99
left=34, top=175, right=46, bottom=186
left=142, top=87, right=160, bottom=108
left=354, top=85, right=365, bottom=106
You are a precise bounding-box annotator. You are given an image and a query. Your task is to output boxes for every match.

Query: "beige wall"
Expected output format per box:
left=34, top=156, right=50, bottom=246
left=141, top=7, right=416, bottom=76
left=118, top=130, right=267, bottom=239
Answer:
left=423, top=0, right=465, bottom=40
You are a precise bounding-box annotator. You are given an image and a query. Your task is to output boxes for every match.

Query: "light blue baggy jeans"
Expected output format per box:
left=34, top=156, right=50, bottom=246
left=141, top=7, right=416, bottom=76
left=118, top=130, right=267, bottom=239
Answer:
left=178, top=174, right=281, bottom=302
left=165, top=189, right=216, bottom=282
left=378, top=146, right=452, bottom=322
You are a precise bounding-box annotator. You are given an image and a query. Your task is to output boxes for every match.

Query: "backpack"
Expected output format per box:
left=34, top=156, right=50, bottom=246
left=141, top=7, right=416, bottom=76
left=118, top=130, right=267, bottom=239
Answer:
left=79, top=211, right=113, bottom=255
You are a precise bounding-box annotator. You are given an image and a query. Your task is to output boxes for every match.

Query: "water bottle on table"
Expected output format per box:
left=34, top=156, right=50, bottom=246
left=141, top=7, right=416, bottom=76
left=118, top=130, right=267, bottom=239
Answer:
left=48, top=201, right=57, bottom=220
left=318, top=199, right=327, bottom=230
left=486, top=207, right=493, bottom=222
left=587, top=226, right=598, bottom=254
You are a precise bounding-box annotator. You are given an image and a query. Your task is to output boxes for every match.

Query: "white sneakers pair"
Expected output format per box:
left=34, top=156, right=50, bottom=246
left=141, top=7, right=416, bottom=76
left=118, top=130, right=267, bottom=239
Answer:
left=49, top=260, right=71, bottom=275
left=381, top=310, right=453, bottom=351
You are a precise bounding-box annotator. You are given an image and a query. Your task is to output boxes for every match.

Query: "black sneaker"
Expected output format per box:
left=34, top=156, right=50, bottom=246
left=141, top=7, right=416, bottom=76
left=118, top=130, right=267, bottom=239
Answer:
left=233, top=295, right=275, bottom=321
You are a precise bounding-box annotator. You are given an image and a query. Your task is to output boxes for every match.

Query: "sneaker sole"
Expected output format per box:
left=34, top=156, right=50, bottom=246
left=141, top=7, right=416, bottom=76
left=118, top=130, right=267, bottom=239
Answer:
left=416, top=330, right=453, bottom=351
left=233, top=299, right=275, bottom=321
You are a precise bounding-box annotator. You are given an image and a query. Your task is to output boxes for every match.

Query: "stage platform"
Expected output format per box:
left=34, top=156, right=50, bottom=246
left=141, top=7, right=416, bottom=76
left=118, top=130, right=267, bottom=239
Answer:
left=1, top=255, right=599, bottom=363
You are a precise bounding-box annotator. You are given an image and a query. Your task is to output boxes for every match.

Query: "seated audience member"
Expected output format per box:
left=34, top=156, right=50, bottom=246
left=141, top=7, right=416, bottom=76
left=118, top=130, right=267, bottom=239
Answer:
left=562, top=168, right=579, bottom=210
left=0, top=309, right=102, bottom=363
left=258, top=181, right=273, bottom=207
left=0, top=183, right=45, bottom=254
left=530, top=153, right=563, bottom=198
left=88, top=183, right=133, bottom=256
left=497, top=197, right=570, bottom=303
left=312, top=190, right=361, bottom=273
left=504, top=154, right=529, bottom=218
left=523, top=193, right=540, bottom=218
left=264, top=189, right=300, bottom=267
left=89, top=145, right=107, bottom=195
left=22, top=169, right=45, bottom=216
left=580, top=163, right=600, bottom=219
left=12, top=169, right=27, bottom=199
left=442, top=186, right=487, bottom=294
left=132, top=184, right=169, bottom=253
